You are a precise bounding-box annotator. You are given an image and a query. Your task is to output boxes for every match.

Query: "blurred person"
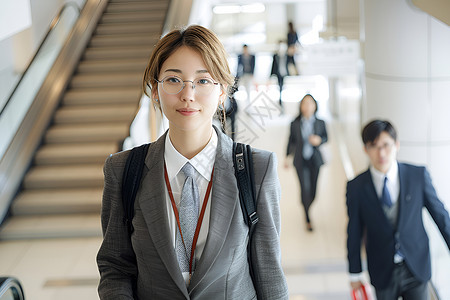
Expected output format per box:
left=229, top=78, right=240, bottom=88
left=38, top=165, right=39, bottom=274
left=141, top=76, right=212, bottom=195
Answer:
left=286, top=21, right=300, bottom=76
left=97, top=25, right=288, bottom=299
left=236, top=44, right=256, bottom=103
left=285, top=94, right=328, bottom=231
left=270, top=40, right=288, bottom=108
left=346, top=119, right=450, bottom=300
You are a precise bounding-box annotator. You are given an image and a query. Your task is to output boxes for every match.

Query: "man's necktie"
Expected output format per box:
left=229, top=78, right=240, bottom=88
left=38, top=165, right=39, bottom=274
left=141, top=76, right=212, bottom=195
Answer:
left=175, top=163, right=200, bottom=273
left=381, top=176, right=393, bottom=207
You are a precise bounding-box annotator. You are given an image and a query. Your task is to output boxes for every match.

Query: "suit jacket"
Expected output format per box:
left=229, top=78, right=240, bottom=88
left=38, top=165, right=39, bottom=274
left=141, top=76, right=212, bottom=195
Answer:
left=271, top=54, right=285, bottom=79
left=346, top=163, right=450, bottom=289
left=97, top=127, right=289, bottom=299
left=286, top=116, right=328, bottom=171
left=236, top=54, right=256, bottom=77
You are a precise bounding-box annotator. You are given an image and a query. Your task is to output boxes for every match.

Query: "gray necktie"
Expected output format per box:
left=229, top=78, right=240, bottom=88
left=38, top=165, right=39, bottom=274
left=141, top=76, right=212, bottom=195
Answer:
left=175, top=162, right=200, bottom=273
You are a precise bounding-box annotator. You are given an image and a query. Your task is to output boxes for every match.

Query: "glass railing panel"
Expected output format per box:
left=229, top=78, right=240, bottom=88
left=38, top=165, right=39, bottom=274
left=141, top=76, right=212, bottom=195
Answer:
left=0, top=4, right=80, bottom=159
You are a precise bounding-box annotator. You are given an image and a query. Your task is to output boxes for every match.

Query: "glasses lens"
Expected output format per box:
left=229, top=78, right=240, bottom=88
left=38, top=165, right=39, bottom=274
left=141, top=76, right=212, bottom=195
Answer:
left=194, top=78, right=216, bottom=95
left=160, top=76, right=218, bottom=95
left=162, top=76, right=183, bottom=94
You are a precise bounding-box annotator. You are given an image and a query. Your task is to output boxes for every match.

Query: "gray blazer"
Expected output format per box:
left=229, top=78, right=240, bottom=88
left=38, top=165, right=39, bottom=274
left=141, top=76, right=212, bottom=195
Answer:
left=97, top=127, right=288, bottom=299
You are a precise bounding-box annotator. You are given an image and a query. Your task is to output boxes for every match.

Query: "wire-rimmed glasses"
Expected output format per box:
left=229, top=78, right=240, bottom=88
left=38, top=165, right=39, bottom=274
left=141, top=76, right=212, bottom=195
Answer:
left=366, top=142, right=395, bottom=153
left=155, top=76, right=220, bottom=95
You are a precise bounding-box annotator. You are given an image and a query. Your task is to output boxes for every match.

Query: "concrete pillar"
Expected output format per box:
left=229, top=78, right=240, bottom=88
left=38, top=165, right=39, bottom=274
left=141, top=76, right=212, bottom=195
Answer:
left=361, top=0, right=450, bottom=295
left=361, top=0, right=450, bottom=205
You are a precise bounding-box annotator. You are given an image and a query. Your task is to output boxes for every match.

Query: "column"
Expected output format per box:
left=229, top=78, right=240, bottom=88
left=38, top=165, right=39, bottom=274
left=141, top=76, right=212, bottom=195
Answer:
left=361, top=0, right=450, bottom=203
left=361, top=0, right=450, bottom=296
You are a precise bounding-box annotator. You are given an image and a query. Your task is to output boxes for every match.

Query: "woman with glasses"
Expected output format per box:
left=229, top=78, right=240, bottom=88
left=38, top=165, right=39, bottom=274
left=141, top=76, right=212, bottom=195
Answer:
left=285, top=94, right=328, bottom=232
left=97, top=25, right=288, bottom=299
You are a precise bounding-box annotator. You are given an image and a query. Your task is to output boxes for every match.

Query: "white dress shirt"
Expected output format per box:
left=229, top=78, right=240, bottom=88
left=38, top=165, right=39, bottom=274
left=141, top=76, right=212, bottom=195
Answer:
left=164, top=129, right=217, bottom=283
left=369, top=162, right=400, bottom=204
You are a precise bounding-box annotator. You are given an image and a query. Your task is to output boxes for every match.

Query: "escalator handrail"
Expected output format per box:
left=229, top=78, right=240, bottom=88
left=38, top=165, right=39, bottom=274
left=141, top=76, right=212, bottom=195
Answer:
left=0, top=277, right=25, bottom=300
left=0, top=2, right=81, bottom=116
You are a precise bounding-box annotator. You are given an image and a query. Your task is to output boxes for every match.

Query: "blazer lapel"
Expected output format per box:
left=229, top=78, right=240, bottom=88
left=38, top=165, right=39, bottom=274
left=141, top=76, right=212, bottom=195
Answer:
left=396, top=163, right=410, bottom=231
left=313, top=118, right=320, bottom=135
left=293, top=118, right=303, bottom=149
left=362, top=170, right=392, bottom=226
left=138, top=132, right=189, bottom=298
left=189, top=127, right=239, bottom=291
left=363, top=172, right=381, bottom=209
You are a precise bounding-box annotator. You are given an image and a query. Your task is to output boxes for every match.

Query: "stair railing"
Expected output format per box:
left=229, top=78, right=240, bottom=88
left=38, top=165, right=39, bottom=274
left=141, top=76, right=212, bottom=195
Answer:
left=0, top=2, right=80, bottom=160
left=0, top=0, right=109, bottom=224
left=0, top=2, right=81, bottom=117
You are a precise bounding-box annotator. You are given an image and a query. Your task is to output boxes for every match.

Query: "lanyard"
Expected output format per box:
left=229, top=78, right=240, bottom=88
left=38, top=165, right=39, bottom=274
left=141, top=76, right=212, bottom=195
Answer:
left=164, top=163, right=214, bottom=277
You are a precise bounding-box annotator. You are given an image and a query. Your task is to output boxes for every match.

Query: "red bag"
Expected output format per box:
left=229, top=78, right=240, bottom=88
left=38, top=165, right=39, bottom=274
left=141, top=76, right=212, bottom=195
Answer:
left=351, top=284, right=370, bottom=300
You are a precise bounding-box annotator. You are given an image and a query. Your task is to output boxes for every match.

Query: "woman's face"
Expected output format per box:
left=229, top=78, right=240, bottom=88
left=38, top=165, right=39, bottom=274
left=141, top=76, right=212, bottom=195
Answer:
left=154, top=46, right=224, bottom=134
left=300, top=96, right=316, bottom=118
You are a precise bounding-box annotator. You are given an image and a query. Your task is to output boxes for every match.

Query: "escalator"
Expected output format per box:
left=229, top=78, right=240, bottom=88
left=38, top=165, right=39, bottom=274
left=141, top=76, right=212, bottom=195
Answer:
left=0, top=0, right=170, bottom=240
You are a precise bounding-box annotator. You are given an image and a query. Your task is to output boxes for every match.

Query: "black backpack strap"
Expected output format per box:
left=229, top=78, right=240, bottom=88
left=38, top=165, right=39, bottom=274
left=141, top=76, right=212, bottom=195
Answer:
left=233, top=142, right=259, bottom=289
left=122, top=143, right=150, bottom=234
left=233, top=142, right=259, bottom=230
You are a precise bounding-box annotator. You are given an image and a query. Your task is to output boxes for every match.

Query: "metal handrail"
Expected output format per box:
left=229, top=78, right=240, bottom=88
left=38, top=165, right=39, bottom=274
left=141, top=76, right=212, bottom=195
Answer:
left=0, top=2, right=81, bottom=116
left=0, top=277, right=25, bottom=300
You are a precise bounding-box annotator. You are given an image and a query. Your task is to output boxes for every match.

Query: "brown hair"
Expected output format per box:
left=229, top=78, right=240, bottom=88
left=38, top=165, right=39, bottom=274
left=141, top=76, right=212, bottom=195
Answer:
left=142, top=25, right=234, bottom=109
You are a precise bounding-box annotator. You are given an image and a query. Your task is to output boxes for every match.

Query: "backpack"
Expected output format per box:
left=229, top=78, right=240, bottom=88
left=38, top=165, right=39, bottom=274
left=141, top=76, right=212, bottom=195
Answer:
left=121, top=141, right=259, bottom=286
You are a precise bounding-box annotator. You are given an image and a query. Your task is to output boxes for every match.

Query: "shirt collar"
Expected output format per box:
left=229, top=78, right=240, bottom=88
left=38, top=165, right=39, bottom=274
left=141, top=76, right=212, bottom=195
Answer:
left=370, top=161, right=398, bottom=185
left=301, top=115, right=316, bottom=123
left=164, top=129, right=218, bottom=181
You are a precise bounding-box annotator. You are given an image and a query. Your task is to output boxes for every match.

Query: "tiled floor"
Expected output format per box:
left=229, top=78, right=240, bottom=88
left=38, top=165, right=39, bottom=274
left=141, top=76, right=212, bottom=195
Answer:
left=0, top=74, right=366, bottom=299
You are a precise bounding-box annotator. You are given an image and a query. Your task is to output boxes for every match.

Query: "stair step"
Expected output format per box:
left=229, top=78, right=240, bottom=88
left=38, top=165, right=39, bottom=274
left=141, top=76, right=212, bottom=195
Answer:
left=0, top=0, right=167, bottom=242
left=89, top=34, right=158, bottom=47
left=54, top=104, right=137, bottom=124
left=77, top=59, right=148, bottom=73
left=83, top=47, right=151, bottom=60
left=12, top=188, right=103, bottom=215
left=106, top=1, right=168, bottom=13
left=62, top=88, right=141, bottom=106
left=23, top=164, right=104, bottom=189
left=101, top=11, right=164, bottom=23
left=45, top=123, right=129, bottom=144
left=0, top=214, right=102, bottom=240
left=109, top=0, right=168, bottom=3
left=96, top=22, right=163, bottom=35
left=70, top=72, right=142, bottom=89
left=35, top=142, right=118, bottom=165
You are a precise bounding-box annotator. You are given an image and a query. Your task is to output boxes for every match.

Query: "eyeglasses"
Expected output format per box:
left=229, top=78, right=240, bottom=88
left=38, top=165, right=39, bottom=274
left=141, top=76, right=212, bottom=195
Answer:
left=366, top=142, right=395, bottom=153
left=155, top=76, right=219, bottom=95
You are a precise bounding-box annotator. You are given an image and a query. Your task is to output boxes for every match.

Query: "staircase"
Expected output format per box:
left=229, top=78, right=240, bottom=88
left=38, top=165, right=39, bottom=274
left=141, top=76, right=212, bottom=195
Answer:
left=0, top=0, right=169, bottom=240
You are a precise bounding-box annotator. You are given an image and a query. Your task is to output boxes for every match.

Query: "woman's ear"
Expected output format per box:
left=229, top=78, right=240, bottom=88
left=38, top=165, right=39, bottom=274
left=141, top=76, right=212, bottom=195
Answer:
left=151, top=86, right=158, bottom=101
left=219, top=85, right=228, bottom=102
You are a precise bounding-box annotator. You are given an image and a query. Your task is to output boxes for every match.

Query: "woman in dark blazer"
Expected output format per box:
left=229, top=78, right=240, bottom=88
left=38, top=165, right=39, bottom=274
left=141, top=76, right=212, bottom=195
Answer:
left=285, top=94, right=327, bottom=231
left=96, top=25, right=288, bottom=299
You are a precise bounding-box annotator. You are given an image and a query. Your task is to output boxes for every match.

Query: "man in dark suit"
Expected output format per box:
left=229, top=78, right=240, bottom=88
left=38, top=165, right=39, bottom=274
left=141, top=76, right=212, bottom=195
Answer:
left=271, top=40, right=288, bottom=108
left=346, top=120, right=450, bottom=300
left=236, top=44, right=256, bottom=103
